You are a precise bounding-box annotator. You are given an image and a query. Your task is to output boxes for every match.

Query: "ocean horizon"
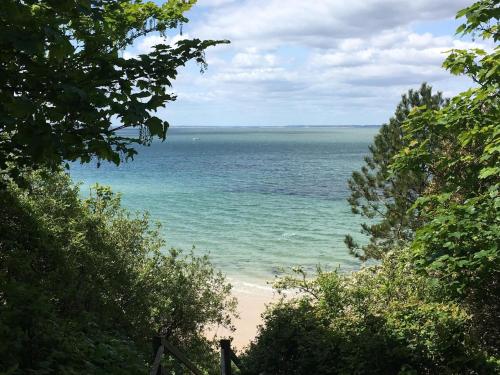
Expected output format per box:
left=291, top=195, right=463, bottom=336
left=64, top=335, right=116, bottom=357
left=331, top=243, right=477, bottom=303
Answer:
left=70, top=126, right=379, bottom=289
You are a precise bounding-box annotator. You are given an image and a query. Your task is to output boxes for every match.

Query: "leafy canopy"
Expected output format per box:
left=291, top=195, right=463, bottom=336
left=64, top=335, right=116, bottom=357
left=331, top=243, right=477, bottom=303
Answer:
left=0, top=0, right=226, bottom=175
left=346, top=0, right=499, bottom=264
left=392, top=0, right=499, bottom=296
left=390, top=0, right=499, bottom=354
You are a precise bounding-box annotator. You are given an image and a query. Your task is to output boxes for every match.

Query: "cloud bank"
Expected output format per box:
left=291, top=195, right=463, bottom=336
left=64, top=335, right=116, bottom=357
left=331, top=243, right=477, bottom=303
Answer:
left=129, top=0, right=483, bottom=126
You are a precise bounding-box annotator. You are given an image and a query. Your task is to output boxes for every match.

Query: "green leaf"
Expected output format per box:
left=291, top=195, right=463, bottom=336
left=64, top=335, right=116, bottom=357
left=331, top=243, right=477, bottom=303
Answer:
left=145, top=117, right=166, bottom=138
left=479, top=167, right=499, bottom=179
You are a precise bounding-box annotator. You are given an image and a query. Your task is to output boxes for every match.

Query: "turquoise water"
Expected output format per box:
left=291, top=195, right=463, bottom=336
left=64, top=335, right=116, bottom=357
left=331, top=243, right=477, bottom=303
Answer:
left=70, top=126, right=378, bottom=286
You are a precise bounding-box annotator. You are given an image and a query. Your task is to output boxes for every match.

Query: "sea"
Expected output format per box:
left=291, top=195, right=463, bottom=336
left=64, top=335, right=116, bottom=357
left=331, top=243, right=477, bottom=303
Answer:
left=70, top=126, right=379, bottom=291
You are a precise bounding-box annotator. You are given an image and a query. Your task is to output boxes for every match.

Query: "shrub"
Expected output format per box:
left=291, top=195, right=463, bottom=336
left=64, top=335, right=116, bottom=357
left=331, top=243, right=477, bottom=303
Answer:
left=241, top=250, right=497, bottom=374
left=0, top=170, right=236, bottom=374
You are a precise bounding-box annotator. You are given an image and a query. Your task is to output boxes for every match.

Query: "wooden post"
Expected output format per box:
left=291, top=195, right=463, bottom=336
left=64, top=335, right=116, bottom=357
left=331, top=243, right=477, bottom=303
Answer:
left=220, top=339, right=232, bottom=375
left=152, top=336, right=164, bottom=375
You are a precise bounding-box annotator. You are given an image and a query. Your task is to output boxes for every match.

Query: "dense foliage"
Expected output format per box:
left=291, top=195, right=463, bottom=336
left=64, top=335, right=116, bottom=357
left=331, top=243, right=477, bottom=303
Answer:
left=241, top=252, right=497, bottom=374
left=1, top=0, right=497, bottom=373
left=392, top=0, right=499, bottom=353
left=345, top=84, right=447, bottom=260
left=0, top=0, right=225, bottom=177
left=0, top=170, right=236, bottom=374
left=0, top=1, right=236, bottom=373
left=243, top=1, right=499, bottom=373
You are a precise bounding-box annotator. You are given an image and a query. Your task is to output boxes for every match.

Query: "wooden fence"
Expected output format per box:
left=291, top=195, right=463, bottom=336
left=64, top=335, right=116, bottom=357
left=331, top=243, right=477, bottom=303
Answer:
left=150, top=337, right=241, bottom=375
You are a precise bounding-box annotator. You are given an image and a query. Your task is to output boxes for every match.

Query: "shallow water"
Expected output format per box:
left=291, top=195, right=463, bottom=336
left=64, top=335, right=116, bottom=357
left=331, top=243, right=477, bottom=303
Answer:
left=70, top=126, right=378, bottom=286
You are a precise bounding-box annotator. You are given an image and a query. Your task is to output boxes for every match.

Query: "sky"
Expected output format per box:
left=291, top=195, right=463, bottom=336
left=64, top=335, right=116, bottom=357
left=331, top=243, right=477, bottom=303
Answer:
left=125, top=0, right=484, bottom=126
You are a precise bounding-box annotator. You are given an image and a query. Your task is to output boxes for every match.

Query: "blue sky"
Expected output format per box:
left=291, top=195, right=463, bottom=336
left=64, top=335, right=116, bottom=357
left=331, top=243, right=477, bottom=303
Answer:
left=125, top=0, right=485, bottom=126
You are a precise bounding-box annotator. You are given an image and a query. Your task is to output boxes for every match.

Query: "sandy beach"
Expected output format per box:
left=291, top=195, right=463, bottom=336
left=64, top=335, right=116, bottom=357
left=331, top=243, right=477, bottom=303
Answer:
left=209, top=282, right=277, bottom=351
left=232, top=289, right=276, bottom=350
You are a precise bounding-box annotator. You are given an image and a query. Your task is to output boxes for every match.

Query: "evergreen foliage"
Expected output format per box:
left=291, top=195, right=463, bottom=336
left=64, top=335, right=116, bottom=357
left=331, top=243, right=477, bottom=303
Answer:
left=345, top=84, right=447, bottom=260
left=392, top=0, right=499, bottom=354
left=1, top=0, right=498, bottom=373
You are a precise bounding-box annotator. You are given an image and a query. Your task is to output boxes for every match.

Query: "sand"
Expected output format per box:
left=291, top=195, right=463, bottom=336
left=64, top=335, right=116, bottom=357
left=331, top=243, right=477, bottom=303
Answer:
left=232, top=290, right=276, bottom=350
left=208, top=286, right=277, bottom=352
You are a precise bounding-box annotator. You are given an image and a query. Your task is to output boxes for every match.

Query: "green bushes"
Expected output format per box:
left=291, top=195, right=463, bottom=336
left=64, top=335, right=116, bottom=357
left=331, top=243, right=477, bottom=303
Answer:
left=0, top=170, right=236, bottom=374
left=241, top=251, right=497, bottom=374
left=389, top=0, right=499, bottom=355
left=241, top=301, right=339, bottom=375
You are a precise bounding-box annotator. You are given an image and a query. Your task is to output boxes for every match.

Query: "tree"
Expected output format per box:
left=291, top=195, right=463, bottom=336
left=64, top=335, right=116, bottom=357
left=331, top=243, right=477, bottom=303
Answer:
left=392, top=0, right=499, bottom=353
left=0, top=170, right=236, bottom=373
left=345, top=83, right=447, bottom=260
left=0, top=0, right=226, bottom=177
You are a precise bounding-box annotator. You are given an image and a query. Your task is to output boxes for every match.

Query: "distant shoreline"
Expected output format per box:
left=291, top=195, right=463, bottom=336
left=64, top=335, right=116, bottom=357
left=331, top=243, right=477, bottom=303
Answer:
left=171, top=124, right=381, bottom=128
left=112, top=124, right=382, bottom=131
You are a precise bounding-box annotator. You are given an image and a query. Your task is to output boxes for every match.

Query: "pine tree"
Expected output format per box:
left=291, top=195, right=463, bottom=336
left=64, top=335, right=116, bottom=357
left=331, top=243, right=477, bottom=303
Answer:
left=345, top=83, right=447, bottom=260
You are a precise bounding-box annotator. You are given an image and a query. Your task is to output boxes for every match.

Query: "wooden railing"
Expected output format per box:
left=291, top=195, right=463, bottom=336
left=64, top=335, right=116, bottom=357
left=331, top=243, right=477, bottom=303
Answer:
left=219, top=339, right=241, bottom=375
left=150, top=336, right=203, bottom=375
left=150, top=336, right=241, bottom=375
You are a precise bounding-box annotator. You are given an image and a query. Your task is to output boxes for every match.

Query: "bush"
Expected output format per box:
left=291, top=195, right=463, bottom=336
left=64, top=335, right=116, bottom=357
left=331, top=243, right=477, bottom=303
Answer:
left=0, top=170, right=236, bottom=374
left=241, top=250, right=497, bottom=374
left=241, top=300, right=340, bottom=375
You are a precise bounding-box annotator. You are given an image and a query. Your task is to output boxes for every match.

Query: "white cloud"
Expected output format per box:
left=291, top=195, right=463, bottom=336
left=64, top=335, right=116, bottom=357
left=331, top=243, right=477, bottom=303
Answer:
left=187, top=28, right=481, bottom=101
left=193, top=0, right=471, bottom=49
left=196, top=0, right=237, bottom=7
left=310, top=32, right=454, bottom=69
left=232, top=49, right=278, bottom=68
left=129, top=0, right=488, bottom=125
left=123, top=33, right=191, bottom=59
